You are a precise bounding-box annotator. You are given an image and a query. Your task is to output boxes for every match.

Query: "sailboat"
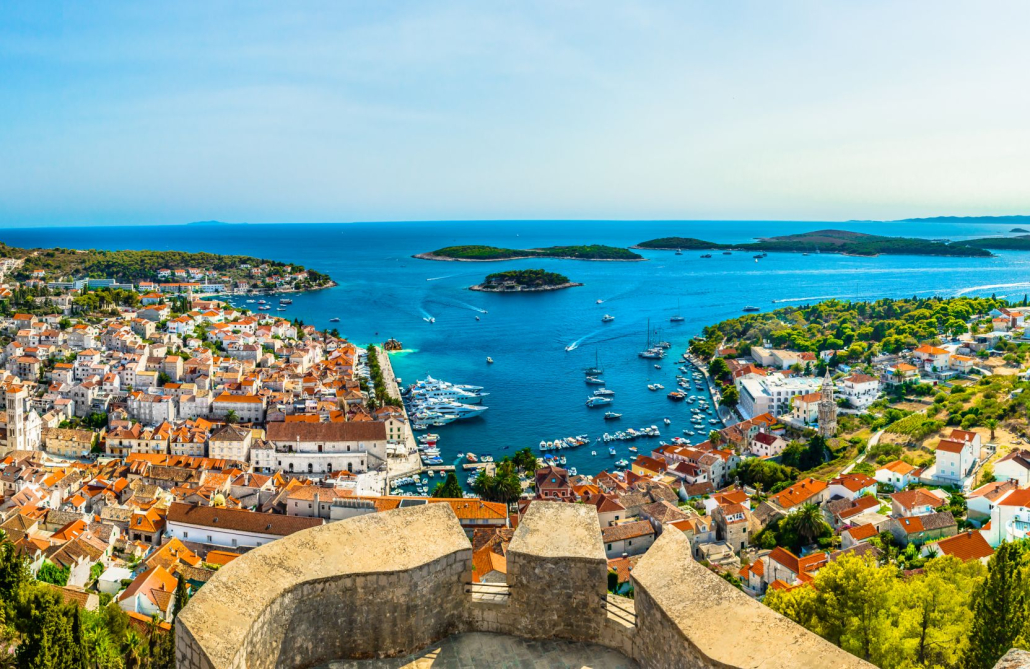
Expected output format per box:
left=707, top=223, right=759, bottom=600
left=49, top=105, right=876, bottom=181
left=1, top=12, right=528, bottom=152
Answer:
left=584, top=350, right=603, bottom=376
left=670, top=299, right=685, bottom=323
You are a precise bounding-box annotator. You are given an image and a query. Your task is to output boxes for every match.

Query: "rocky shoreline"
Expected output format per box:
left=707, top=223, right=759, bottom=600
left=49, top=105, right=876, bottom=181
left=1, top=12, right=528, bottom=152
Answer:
left=469, top=281, right=583, bottom=293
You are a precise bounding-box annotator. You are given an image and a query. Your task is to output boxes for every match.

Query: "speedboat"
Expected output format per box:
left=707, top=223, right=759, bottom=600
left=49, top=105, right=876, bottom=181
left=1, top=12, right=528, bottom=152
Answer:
left=586, top=396, right=613, bottom=407
left=596, top=299, right=603, bottom=304
left=743, top=306, right=760, bottom=312
left=585, top=376, right=605, bottom=385
left=663, top=418, right=671, bottom=425
left=593, top=388, right=615, bottom=396
left=670, top=315, right=685, bottom=323
left=475, top=316, right=480, bottom=321
left=604, top=412, right=622, bottom=420
left=423, top=317, right=436, bottom=323
left=654, top=364, right=661, bottom=369
left=329, top=317, right=340, bottom=322
left=675, top=249, right=683, bottom=255
left=486, top=357, right=493, bottom=364
left=602, top=314, right=615, bottom=323
left=700, top=254, right=712, bottom=258
left=609, top=446, right=617, bottom=455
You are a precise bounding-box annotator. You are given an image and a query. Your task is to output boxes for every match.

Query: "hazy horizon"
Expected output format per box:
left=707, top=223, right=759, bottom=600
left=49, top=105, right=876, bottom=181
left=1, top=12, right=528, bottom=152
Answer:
left=3, top=1, right=1030, bottom=227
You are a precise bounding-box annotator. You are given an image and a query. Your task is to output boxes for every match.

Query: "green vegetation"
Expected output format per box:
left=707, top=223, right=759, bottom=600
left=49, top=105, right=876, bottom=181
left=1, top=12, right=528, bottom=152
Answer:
left=0, top=536, right=175, bottom=669
left=954, top=236, right=1030, bottom=250
left=479, top=269, right=572, bottom=290
left=472, top=448, right=537, bottom=504
left=431, top=472, right=464, bottom=498
left=364, top=345, right=402, bottom=410
left=689, top=296, right=1005, bottom=363
left=0, top=241, right=333, bottom=290
left=632, top=237, right=719, bottom=250
left=422, top=244, right=643, bottom=261
left=636, top=229, right=993, bottom=257
left=767, top=553, right=986, bottom=668
left=767, top=540, right=1030, bottom=669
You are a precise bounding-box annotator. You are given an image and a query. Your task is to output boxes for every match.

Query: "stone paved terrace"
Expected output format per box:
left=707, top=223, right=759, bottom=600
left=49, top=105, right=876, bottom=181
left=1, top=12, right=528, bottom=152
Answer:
left=327, top=633, right=638, bottom=669
left=177, top=501, right=875, bottom=669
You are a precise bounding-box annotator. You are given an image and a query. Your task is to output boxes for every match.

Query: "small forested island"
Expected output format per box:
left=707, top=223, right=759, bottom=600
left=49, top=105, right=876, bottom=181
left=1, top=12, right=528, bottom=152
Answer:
left=952, top=236, right=1030, bottom=250
left=635, top=229, right=993, bottom=257
left=415, top=244, right=643, bottom=262
left=469, top=269, right=582, bottom=292
left=1011, top=227, right=1029, bottom=233
left=0, top=241, right=335, bottom=293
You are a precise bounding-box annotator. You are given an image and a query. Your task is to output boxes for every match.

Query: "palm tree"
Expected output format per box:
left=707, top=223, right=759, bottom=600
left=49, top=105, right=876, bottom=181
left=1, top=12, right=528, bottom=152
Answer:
left=225, top=409, right=239, bottom=425
left=985, top=418, right=998, bottom=441
left=123, top=630, right=149, bottom=669
left=789, top=502, right=828, bottom=546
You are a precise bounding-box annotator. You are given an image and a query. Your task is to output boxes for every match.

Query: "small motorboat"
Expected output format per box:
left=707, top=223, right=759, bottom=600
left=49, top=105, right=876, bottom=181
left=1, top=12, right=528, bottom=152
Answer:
left=475, top=316, right=480, bottom=321
left=486, top=357, right=494, bottom=364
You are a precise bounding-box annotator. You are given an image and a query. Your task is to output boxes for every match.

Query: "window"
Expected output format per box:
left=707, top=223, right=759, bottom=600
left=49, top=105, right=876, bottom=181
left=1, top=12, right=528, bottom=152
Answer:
left=207, top=535, right=212, bottom=542
left=231, top=538, right=237, bottom=547
left=607, top=544, right=612, bottom=551
left=183, top=531, right=188, bottom=539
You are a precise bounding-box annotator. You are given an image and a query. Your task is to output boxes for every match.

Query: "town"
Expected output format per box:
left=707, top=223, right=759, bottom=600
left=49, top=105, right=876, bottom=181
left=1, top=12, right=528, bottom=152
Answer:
left=0, top=264, right=1028, bottom=669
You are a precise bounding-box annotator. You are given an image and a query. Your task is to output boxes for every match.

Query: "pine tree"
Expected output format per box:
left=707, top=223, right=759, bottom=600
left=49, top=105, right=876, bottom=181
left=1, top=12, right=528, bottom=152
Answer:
left=964, top=540, right=1030, bottom=669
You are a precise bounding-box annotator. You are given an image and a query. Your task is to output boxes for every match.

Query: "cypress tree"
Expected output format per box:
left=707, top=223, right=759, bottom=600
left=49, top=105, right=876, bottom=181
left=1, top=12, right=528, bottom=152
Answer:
left=172, top=574, right=190, bottom=618
left=964, top=540, right=1030, bottom=669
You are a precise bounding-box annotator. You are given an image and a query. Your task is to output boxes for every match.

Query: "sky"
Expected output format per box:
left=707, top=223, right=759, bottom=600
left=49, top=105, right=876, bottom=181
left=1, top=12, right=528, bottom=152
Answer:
left=1, top=1, right=1029, bottom=227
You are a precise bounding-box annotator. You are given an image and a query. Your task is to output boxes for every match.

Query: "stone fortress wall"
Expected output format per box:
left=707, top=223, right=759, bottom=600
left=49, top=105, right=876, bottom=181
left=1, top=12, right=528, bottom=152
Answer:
left=177, top=501, right=877, bottom=669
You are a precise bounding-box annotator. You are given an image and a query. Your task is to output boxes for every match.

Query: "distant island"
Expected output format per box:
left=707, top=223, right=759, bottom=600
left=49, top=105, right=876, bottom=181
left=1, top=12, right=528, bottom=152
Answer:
left=469, top=269, right=582, bottom=292
left=415, top=244, right=644, bottom=262
left=1012, top=228, right=1029, bottom=233
left=634, top=229, right=993, bottom=258
left=0, top=241, right=335, bottom=294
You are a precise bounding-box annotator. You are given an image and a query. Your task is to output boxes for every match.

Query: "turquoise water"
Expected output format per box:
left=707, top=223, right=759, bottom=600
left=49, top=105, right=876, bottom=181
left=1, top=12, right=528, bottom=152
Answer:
left=4, top=220, right=1030, bottom=477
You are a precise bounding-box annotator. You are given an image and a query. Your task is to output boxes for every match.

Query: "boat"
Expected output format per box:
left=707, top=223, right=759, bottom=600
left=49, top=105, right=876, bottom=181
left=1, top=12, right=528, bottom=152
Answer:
left=742, top=306, right=760, bottom=312
left=670, top=299, right=685, bottom=323
left=565, top=345, right=575, bottom=352
left=569, top=467, right=578, bottom=476
left=722, top=251, right=731, bottom=255
left=584, top=351, right=604, bottom=376
left=663, top=418, right=671, bottom=425
left=277, top=307, right=286, bottom=311
left=604, top=412, right=622, bottom=420
left=675, top=249, right=683, bottom=255
left=593, top=388, right=615, bottom=396
left=608, top=446, right=617, bottom=455
left=616, top=459, right=629, bottom=468
left=427, top=470, right=435, bottom=478
left=486, top=357, right=493, bottom=364
left=585, top=376, right=605, bottom=385
left=654, top=364, right=661, bottom=369
left=329, top=317, right=340, bottom=322
left=596, top=299, right=603, bottom=304
left=700, top=254, right=712, bottom=258
left=601, top=314, right=615, bottom=323
left=258, top=299, right=266, bottom=304
left=466, top=453, right=478, bottom=463
left=475, top=316, right=480, bottom=321
left=586, top=396, right=613, bottom=407
left=279, top=298, right=292, bottom=304
left=667, top=391, right=685, bottom=401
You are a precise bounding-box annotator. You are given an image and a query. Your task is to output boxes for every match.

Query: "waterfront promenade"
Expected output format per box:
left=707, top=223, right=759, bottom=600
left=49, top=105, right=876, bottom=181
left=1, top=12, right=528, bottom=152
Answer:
left=378, top=345, right=422, bottom=483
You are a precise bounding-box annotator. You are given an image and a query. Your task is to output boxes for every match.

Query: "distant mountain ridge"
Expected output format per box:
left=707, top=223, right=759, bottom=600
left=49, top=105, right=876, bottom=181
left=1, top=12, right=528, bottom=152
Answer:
left=857, top=215, right=1030, bottom=224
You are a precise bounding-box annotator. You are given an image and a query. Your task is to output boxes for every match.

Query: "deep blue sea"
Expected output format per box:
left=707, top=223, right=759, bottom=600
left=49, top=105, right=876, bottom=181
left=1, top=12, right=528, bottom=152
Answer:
left=4, top=220, right=1030, bottom=479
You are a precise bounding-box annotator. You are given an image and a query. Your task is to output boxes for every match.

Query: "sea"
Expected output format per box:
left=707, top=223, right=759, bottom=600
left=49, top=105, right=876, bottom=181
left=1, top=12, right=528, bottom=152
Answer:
left=4, top=219, right=1030, bottom=483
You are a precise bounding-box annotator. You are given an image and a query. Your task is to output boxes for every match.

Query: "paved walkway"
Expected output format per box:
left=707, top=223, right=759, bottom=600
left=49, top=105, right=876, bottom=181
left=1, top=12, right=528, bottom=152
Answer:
left=328, top=633, right=638, bottom=669
left=378, top=346, right=423, bottom=482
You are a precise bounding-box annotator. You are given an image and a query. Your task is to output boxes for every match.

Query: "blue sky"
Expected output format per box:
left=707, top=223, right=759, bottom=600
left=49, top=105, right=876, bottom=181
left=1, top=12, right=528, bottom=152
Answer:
left=2, top=1, right=1029, bottom=227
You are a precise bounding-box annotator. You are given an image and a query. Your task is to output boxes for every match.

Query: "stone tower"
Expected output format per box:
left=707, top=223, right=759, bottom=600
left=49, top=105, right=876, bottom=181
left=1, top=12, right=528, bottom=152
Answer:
left=817, top=370, right=837, bottom=438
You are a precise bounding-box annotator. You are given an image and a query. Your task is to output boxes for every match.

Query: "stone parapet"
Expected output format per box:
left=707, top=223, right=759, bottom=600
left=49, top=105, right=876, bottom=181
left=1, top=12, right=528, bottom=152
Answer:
left=505, top=502, right=608, bottom=642
left=177, top=500, right=878, bottom=669
left=176, top=503, right=471, bottom=669
left=629, top=530, right=872, bottom=668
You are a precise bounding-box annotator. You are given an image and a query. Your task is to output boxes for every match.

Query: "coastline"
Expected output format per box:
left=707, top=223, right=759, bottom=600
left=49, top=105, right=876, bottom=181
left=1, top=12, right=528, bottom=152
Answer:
left=630, top=245, right=989, bottom=259
left=413, top=252, right=646, bottom=262
left=468, top=282, right=583, bottom=293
